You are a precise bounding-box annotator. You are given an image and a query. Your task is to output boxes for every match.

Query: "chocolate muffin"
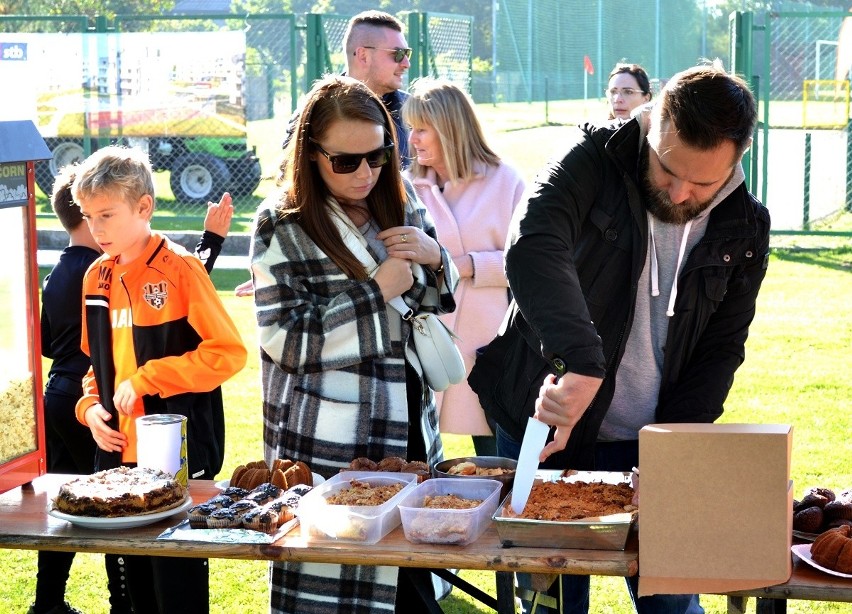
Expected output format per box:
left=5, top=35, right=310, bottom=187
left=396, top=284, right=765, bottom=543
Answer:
left=793, top=505, right=824, bottom=533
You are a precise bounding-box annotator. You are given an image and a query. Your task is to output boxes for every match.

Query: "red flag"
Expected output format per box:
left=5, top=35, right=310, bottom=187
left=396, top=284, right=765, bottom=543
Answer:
left=583, top=55, right=594, bottom=75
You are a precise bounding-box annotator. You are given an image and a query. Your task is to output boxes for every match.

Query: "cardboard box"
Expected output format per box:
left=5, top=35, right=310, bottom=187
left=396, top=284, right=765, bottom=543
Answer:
left=638, top=423, right=792, bottom=596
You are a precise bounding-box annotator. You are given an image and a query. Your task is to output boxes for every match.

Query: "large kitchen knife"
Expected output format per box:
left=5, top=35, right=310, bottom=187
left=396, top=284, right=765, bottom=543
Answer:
left=510, top=416, right=551, bottom=514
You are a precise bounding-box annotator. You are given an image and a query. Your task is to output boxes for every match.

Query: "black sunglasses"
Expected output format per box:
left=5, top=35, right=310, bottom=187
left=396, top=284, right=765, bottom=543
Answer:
left=309, top=138, right=395, bottom=174
left=361, top=46, right=412, bottom=63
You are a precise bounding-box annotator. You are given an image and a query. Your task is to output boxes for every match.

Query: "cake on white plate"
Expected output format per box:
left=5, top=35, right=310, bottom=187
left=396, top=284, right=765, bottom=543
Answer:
left=53, top=466, right=187, bottom=517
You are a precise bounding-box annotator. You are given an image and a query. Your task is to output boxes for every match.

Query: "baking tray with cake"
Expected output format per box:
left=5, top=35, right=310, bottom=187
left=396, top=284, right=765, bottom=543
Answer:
left=158, top=481, right=314, bottom=544
left=492, top=470, right=638, bottom=550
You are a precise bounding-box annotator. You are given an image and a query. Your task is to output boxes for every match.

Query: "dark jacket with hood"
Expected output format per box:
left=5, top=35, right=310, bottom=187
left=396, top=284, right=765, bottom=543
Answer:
left=468, top=113, right=771, bottom=469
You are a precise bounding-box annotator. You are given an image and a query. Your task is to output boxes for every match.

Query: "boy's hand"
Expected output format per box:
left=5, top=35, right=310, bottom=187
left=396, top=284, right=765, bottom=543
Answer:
left=113, top=380, right=139, bottom=416
left=204, top=192, right=234, bottom=237
left=234, top=279, right=254, bottom=297
left=85, top=404, right=128, bottom=453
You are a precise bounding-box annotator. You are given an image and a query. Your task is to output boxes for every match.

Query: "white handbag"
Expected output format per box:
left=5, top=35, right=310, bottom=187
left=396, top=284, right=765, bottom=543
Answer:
left=389, top=295, right=465, bottom=392
left=406, top=310, right=466, bottom=392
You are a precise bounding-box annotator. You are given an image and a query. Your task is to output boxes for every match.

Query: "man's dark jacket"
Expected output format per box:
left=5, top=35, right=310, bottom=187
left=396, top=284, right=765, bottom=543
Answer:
left=468, top=116, right=771, bottom=469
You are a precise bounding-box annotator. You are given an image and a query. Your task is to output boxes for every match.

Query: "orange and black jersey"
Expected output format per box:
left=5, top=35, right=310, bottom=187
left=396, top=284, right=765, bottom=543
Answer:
left=77, top=232, right=247, bottom=476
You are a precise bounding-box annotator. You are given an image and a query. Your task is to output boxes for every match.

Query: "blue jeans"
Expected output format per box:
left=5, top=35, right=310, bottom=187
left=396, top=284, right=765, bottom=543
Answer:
left=496, top=425, right=704, bottom=614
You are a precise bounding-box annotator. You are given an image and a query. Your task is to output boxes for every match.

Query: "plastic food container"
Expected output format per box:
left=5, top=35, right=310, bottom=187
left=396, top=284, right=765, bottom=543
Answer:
left=398, top=478, right=502, bottom=546
left=296, top=471, right=418, bottom=544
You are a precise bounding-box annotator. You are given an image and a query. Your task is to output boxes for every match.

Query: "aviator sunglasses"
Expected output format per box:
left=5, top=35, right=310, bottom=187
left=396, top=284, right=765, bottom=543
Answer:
left=309, top=138, right=395, bottom=174
left=361, top=46, right=412, bottom=63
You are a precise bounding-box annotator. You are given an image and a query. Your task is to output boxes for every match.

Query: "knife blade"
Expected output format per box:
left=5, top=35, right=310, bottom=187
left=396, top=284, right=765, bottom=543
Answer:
left=510, top=416, right=551, bottom=514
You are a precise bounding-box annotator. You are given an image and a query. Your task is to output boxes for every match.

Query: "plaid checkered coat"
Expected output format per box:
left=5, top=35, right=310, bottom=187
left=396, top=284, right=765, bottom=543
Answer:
left=250, top=182, right=457, bottom=613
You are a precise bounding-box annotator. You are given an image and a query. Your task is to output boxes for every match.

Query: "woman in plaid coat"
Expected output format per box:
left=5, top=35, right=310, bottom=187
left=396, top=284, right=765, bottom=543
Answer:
left=250, top=75, right=458, bottom=613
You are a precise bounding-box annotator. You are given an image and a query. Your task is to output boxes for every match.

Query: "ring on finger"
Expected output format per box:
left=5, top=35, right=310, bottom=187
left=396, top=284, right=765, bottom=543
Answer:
left=401, top=234, right=408, bottom=243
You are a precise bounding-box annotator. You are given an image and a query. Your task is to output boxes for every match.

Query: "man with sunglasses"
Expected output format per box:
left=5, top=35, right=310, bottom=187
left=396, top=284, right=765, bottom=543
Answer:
left=470, top=63, right=771, bottom=614
left=278, top=11, right=412, bottom=168
left=343, top=10, right=412, bottom=168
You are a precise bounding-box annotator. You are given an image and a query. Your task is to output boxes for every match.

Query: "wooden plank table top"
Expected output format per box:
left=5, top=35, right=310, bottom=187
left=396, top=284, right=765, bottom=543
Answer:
left=724, top=547, right=852, bottom=608
left=0, top=474, right=639, bottom=577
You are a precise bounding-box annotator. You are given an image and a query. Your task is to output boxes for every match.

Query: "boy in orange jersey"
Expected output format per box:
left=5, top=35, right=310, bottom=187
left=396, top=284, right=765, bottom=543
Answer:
left=72, top=145, right=247, bottom=614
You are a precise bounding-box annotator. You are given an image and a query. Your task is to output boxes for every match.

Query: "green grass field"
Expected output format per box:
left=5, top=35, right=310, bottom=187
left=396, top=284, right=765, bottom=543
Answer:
left=13, top=100, right=852, bottom=612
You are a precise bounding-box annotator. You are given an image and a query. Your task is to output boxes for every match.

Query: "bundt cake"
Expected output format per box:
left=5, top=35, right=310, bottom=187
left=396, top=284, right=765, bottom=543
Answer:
left=810, top=525, right=852, bottom=574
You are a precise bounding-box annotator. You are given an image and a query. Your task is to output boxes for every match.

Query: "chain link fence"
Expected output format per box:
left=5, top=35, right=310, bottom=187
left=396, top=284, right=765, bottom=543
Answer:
left=4, top=11, right=470, bottom=221
left=487, top=0, right=707, bottom=104
left=745, top=7, right=852, bottom=230
left=408, top=13, right=472, bottom=91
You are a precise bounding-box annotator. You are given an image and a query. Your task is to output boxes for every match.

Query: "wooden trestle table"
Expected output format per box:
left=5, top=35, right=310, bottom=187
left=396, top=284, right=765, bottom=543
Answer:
left=2, top=475, right=851, bottom=613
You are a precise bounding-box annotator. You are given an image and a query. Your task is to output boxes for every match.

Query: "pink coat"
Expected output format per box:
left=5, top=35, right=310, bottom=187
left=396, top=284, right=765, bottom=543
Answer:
left=406, top=162, right=525, bottom=435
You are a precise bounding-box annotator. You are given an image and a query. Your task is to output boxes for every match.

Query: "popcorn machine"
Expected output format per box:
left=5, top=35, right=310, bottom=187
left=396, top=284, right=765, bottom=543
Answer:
left=0, top=120, right=52, bottom=493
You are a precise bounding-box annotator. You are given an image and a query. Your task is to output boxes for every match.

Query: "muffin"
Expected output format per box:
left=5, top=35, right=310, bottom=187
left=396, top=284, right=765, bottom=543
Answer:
left=220, top=486, right=250, bottom=502
left=349, top=457, right=378, bottom=471
left=206, top=494, right=235, bottom=509
left=825, top=499, right=852, bottom=522
left=265, top=494, right=301, bottom=524
left=377, top=456, right=406, bottom=472
left=288, top=484, right=313, bottom=498
left=207, top=507, right=240, bottom=529
left=187, top=503, right=218, bottom=529
left=401, top=461, right=430, bottom=482
left=229, top=499, right=260, bottom=521
left=242, top=507, right=280, bottom=533
left=245, top=483, right=282, bottom=504
left=793, top=505, right=824, bottom=533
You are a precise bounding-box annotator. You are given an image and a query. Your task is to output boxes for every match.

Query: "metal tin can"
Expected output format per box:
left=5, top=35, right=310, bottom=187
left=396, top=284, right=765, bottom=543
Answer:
left=135, top=414, right=188, bottom=486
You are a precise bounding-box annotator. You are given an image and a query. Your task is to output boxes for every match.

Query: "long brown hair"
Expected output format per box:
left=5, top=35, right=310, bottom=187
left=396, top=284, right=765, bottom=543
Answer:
left=277, top=75, right=407, bottom=280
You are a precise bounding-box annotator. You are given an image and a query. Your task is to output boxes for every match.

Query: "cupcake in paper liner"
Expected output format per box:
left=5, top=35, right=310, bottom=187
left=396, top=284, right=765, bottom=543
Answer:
left=229, top=499, right=260, bottom=521
left=221, top=486, right=250, bottom=502
left=187, top=502, right=218, bottom=529
left=207, top=506, right=240, bottom=529
left=243, top=507, right=280, bottom=533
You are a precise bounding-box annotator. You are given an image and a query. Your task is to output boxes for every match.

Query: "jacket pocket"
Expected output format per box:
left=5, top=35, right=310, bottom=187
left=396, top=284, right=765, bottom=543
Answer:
left=702, top=269, right=730, bottom=302
left=469, top=326, right=551, bottom=441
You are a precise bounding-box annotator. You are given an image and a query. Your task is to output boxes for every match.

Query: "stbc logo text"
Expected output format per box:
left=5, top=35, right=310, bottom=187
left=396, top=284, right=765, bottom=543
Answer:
left=1, top=43, right=27, bottom=61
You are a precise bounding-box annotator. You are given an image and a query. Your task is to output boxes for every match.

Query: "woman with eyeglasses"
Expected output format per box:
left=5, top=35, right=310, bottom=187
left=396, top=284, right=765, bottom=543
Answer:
left=607, top=63, right=652, bottom=120
left=402, top=78, right=525, bottom=457
left=250, top=74, right=456, bottom=614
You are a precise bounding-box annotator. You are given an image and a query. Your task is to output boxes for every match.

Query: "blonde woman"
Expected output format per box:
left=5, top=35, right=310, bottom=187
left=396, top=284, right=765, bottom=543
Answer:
left=402, top=78, right=525, bottom=455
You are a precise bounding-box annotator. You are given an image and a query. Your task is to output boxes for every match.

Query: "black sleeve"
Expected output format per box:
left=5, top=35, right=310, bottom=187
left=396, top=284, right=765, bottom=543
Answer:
left=195, top=230, right=224, bottom=274
left=505, top=126, right=608, bottom=377
left=40, top=276, right=53, bottom=359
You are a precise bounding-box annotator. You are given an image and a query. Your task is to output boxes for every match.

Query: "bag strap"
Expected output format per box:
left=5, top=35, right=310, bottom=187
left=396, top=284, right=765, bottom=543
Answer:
left=387, top=295, right=414, bottom=320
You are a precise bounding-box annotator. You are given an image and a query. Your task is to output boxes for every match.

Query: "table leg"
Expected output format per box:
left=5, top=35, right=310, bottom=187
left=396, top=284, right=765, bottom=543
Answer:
left=496, top=571, right=517, bottom=613
left=756, top=598, right=786, bottom=614
left=727, top=595, right=748, bottom=614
